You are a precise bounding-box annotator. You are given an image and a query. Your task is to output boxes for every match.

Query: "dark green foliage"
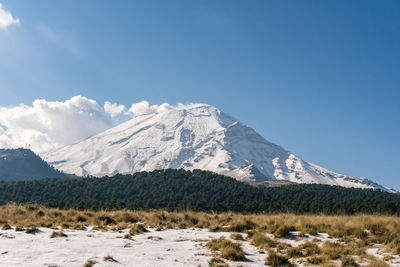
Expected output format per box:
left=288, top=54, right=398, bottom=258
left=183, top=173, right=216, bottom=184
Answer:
left=0, top=169, right=398, bottom=214
left=0, top=149, right=66, bottom=181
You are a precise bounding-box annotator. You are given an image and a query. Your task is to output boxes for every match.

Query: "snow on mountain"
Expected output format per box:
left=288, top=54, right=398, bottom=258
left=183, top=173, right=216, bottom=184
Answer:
left=43, top=103, right=394, bottom=192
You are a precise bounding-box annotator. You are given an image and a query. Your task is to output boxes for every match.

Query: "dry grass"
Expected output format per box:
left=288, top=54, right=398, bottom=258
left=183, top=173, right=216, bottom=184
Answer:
left=341, top=255, right=358, bottom=266
left=206, top=237, right=246, bottom=261
left=274, top=225, right=295, bottom=238
left=103, top=255, right=117, bottom=262
left=298, top=241, right=321, bottom=257
left=208, top=256, right=229, bottom=267
left=365, top=258, right=389, bottom=267
left=83, top=259, right=97, bottom=267
left=1, top=203, right=399, bottom=265
left=230, top=233, right=244, bottom=241
left=1, top=203, right=399, bottom=236
left=250, top=232, right=277, bottom=250
left=265, top=250, right=291, bottom=266
left=128, top=223, right=147, bottom=235
left=320, top=241, right=349, bottom=260
left=50, top=231, right=67, bottom=238
left=25, top=226, right=39, bottom=234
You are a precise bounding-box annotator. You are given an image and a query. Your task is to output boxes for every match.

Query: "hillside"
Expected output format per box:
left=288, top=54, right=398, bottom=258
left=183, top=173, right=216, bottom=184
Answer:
left=0, top=149, right=65, bottom=181
left=0, top=169, right=398, bottom=214
left=44, top=104, right=394, bottom=192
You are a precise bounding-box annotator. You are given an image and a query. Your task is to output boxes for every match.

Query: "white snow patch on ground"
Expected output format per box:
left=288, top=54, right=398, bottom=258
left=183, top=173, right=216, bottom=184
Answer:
left=366, top=246, right=400, bottom=266
left=0, top=227, right=265, bottom=267
left=277, top=231, right=338, bottom=248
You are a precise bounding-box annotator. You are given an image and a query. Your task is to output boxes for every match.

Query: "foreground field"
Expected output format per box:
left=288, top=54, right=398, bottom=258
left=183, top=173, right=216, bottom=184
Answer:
left=0, top=204, right=400, bottom=266
left=0, top=226, right=266, bottom=266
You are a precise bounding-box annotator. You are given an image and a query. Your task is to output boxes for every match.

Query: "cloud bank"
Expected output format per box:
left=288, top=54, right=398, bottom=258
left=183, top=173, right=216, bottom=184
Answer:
left=0, top=96, right=173, bottom=154
left=0, top=3, right=19, bottom=29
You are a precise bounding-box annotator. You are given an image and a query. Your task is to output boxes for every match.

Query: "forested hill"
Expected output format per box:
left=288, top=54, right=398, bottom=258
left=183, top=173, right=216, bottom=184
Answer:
left=0, top=169, right=398, bottom=215
left=0, top=149, right=65, bottom=181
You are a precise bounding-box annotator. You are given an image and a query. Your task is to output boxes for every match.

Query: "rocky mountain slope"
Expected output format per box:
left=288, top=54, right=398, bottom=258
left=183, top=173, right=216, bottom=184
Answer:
left=44, top=104, right=394, bottom=192
left=0, top=148, right=65, bottom=181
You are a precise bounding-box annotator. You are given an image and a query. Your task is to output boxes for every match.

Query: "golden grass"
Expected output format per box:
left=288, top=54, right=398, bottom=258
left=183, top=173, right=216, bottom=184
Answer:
left=206, top=237, right=246, bottom=261
left=50, top=230, right=67, bottom=238
left=83, top=259, right=97, bottom=267
left=208, top=256, right=229, bottom=267
left=230, top=233, right=244, bottom=241
left=265, top=250, right=291, bottom=266
left=250, top=232, right=277, bottom=250
left=103, top=255, right=117, bottom=262
left=274, top=225, right=295, bottom=238
left=365, top=258, right=390, bottom=267
left=0, top=203, right=399, bottom=266
left=1, top=204, right=399, bottom=235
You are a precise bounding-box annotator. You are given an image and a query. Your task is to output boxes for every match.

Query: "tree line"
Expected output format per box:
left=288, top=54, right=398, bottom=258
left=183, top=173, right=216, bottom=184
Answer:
left=0, top=169, right=398, bottom=215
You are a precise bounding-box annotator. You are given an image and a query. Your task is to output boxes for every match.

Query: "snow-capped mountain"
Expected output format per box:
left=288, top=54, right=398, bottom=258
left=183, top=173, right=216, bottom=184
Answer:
left=44, top=104, right=394, bottom=192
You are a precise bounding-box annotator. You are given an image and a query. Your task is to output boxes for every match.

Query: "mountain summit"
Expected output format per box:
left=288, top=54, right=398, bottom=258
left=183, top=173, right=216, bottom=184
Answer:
left=44, top=104, right=393, bottom=192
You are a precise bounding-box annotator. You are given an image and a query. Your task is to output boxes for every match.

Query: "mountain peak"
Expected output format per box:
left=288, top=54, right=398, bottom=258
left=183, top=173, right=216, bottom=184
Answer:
left=44, top=103, right=394, bottom=192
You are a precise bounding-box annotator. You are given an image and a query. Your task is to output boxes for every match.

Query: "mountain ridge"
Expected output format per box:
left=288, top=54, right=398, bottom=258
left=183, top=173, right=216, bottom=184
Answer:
left=0, top=148, right=65, bottom=181
left=43, top=104, right=395, bottom=192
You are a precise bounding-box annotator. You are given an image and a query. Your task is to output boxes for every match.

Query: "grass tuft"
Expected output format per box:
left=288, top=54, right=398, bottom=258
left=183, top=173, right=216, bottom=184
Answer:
left=251, top=232, right=276, bottom=250
left=341, top=256, right=358, bottom=266
left=206, top=237, right=246, bottom=261
left=129, top=223, right=147, bottom=236
left=50, top=231, right=67, bottom=238
left=209, top=256, right=229, bottom=267
left=274, top=225, right=295, bottom=238
left=230, top=233, right=244, bottom=241
left=25, top=226, right=39, bottom=234
left=265, top=250, right=291, bottom=266
left=103, top=255, right=117, bottom=262
left=83, top=259, right=97, bottom=267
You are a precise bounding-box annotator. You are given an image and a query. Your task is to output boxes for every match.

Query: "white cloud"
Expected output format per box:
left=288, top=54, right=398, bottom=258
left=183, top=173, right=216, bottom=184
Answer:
left=104, top=101, right=127, bottom=118
left=0, top=96, right=116, bottom=153
left=0, top=96, right=180, bottom=154
left=129, top=101, right=173, bottom=116
left=0, top=3, right=19, bottom=29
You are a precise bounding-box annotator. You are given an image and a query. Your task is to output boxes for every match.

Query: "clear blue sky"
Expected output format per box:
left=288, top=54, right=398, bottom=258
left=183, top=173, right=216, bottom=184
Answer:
left=0, top=1, right=399, bottom=189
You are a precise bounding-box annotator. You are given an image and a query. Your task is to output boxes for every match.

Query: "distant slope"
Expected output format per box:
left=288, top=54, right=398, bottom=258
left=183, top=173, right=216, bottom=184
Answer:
left=44, top=104, right=395, bottom=192
left=0, top=169, right=398, bottom=214
left=0, top=149, right=65, bottom=181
